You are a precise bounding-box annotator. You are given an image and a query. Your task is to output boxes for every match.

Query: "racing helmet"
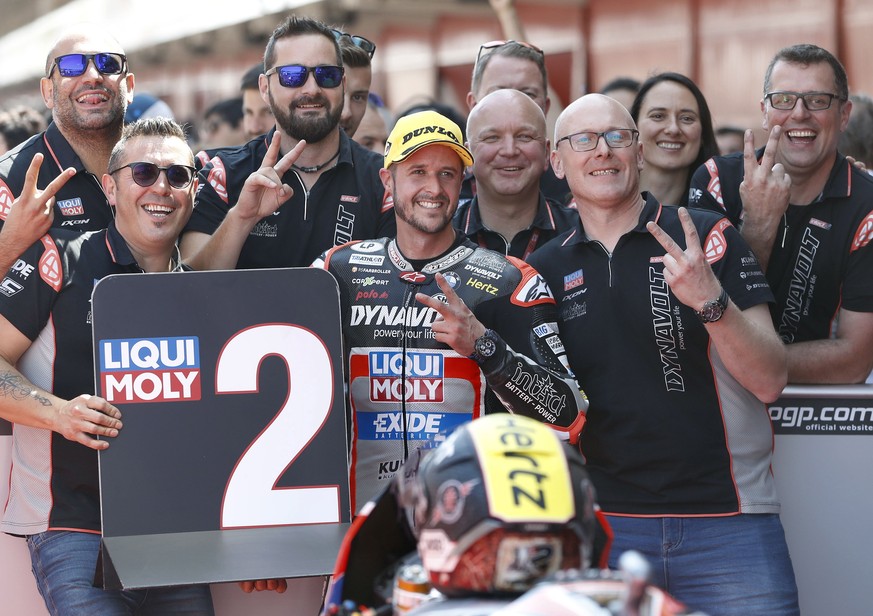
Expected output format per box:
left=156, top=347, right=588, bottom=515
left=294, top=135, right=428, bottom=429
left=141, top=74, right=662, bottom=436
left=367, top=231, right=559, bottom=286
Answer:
left=401, top=413, right=598, bottom=597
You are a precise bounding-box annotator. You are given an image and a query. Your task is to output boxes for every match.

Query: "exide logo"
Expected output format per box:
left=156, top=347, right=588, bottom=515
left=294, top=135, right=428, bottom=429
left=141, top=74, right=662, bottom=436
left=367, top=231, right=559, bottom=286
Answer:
left=99, top=336, right=201, bottom=404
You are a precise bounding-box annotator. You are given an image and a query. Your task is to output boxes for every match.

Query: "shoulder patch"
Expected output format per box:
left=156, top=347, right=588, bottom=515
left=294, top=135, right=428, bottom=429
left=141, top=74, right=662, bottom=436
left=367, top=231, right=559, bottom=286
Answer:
left=703, top=219, right=732, bottom=265
left=205, top=156, right=228, bottom=204
left=0, top=177, right=14, bottom=220
left=38, top=235, right=62, bottom=291
left=704, top=158, right=724, bottom=209
left=851, top=212, right=873, bottom=252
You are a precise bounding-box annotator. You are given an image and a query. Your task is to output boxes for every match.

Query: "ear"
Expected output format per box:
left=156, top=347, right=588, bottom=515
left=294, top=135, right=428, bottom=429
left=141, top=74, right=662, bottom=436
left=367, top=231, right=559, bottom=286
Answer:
left=840, top=98, right=853, bottom=132
left=259, top=73, right=270, bottom=105
left=466, top=91, right=477, bottom=112
left=637, top=142, right=645, bottom=171
left=379, top=167, right=393, bottom=193
left=124, top=73, right=135, bottom=106
left=101, top=173, right=118, bottom=206
left=760, top=98, right=769, bottom=131
left=543, top=96, right=551, bottom=116
left=40, top=77, right=54, bottom=110
left=550, top=149, right=564, bottom=179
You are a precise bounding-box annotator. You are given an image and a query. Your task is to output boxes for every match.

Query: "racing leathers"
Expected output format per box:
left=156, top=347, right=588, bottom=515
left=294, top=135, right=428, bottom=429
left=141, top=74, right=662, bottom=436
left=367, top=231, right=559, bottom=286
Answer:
left=314, top=235, right=588, bottom=511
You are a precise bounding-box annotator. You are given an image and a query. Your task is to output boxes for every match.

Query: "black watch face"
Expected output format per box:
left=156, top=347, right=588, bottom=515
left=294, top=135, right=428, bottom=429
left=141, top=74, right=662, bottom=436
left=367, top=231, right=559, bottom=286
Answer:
left=701, top=302, right=723, bottom=322
left=476, top=336, right=497, bottom=357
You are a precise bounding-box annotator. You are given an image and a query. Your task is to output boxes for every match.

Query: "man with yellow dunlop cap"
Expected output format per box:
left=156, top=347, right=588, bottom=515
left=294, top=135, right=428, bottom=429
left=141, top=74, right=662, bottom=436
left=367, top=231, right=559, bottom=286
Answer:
left=313, top=109, right=589, bottom=513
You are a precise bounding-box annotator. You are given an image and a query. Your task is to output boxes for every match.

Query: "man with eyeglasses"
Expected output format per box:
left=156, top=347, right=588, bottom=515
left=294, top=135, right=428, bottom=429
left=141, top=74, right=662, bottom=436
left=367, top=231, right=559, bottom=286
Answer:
left=527, top=93, right=799, bottom=616
left=0, top=27, right=134, bottom=280
left=181, top=15, right=393, bottom=271
left=0, top=117, right=214, bottom=615
left=690, top=43, right=873, bottom=384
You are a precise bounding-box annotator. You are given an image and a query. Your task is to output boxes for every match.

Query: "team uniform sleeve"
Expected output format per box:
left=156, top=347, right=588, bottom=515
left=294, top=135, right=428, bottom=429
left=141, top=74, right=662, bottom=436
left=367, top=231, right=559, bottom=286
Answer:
left=700, top=216, right=774, bottom=309
left=473, top=260, right=588, bottom=444
left=185, top=154, right=234, bottom=236
left=0, top=237, right=61, bottom=341
left=843, top=212, right=873, bottom=312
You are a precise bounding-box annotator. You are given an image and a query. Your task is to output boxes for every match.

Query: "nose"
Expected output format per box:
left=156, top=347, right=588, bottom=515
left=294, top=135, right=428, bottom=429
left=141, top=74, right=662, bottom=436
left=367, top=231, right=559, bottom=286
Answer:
left=497, top=134, right=519, bottom=155
left=81, top=57, right=104, bottom=82
left=789, top=98, right=812, bottom=120
left=593, top=134, right=613, bottom=156
left=663, top=115, right=680, bottom=134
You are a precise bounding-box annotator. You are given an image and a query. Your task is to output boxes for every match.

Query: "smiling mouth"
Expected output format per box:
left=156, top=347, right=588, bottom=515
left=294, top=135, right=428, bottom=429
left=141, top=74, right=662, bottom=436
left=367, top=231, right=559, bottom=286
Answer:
left=785, top=129, right=817, bottom=143
left=143, top=204, right=174, bottom=218
left=76, top=92, right=109, bottom=105
left=656, top=141, right=683, bottom=150
left=591, top=169, right=618, bottom=176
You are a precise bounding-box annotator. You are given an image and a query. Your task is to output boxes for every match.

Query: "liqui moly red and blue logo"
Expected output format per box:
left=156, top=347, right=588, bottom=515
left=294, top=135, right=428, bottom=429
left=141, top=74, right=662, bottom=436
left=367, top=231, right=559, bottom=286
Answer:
left=369, top=351, right=443, bottom=402
left=99, top=336, right=201, bottom=404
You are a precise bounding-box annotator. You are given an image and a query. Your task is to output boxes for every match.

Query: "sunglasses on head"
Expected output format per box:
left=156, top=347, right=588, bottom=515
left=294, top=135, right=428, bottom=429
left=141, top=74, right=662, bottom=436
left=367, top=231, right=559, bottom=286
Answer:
left=265, top=64, right=344, bottom=89
left=475, top=40, right=544, bottom=66
left=109, top=162, right=196, bottom=189
left=49, top=52, right=126, bottom=78
left=330, top=28, right=376, bottom=59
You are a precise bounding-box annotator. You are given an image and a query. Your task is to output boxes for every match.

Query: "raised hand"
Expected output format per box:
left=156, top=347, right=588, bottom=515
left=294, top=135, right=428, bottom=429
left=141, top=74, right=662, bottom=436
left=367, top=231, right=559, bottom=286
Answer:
left=234, top=134, right=306, bottom=223
left=415, top=273, right=486, bottom=356
left=646, top=207, right=723, bottom=312
left=737, top=127, right=791, bottom=268
left=1, top=153, right=75, bottom=257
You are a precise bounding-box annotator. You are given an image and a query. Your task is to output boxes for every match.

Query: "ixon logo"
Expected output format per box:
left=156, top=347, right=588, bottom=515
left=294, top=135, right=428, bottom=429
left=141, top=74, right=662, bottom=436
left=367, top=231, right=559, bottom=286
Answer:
left=99, top=336, right=201, bottom=404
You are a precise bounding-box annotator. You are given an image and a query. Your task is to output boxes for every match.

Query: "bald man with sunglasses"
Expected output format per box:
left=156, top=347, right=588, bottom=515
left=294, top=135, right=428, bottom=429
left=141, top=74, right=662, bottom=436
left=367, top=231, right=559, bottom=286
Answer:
left=181, top=15, right=393, bottom=271
left=0, top=26, right=135, bottom=279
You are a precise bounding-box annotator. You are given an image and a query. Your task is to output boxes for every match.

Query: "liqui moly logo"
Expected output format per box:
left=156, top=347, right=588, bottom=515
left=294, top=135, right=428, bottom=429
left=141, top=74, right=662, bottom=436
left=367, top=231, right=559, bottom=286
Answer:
left=99, top=336, right=201, bottom=403
left=369, top=351, right=443, bottom=402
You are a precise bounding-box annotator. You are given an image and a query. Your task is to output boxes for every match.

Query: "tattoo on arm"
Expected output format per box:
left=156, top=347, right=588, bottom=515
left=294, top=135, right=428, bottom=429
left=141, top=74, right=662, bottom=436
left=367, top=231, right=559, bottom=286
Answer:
left=0, top=372, right=52, bottom=406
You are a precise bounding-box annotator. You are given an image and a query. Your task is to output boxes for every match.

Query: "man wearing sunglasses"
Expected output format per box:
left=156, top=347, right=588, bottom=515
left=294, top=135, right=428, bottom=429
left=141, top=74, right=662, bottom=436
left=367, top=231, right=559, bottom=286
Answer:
left=182, top=15, right=392, bottom=272
left=527, top=93, right=797, bottom=615
left=335, top=29, right=376, bottom=139
left=0, top=28, right=134, bottom=280
left=0, top=117, right=214, bottom=614
left=690, top=44, right=873, bottom=384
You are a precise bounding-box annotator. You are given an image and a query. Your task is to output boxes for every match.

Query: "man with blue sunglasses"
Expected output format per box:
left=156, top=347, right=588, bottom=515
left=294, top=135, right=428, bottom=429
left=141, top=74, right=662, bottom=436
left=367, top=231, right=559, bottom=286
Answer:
left=182, top=15, right=394, bottom=271
left=0, top=27, right=135, bottom=279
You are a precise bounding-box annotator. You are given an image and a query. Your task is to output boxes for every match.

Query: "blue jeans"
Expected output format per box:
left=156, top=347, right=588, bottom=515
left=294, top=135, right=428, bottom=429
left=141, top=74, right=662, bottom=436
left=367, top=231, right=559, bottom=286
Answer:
left=605, top=514, right=799, bottom=616
left=27, top=531, right=214, bottom=616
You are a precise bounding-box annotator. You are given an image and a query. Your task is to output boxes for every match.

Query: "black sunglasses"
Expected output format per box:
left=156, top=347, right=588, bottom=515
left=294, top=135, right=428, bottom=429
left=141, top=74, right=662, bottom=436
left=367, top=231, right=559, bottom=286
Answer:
left=475, top=40, right=544, bottom=66
left=109, top=162, right=196, bottom=189
left=265, top=64, right=344, bottom=89
left=330, top=28, right=376, bottom=59
left=49, top=52, right=126, bottom=78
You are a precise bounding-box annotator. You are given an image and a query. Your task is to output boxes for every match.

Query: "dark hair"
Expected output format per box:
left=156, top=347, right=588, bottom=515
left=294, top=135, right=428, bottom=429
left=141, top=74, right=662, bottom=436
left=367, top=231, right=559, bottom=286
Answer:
left=264, top=15, right=341, bottom=71
left=839, top=93, right=873, bottom=167
left=471, top=41, right=547, bottom=97
left=764, top=43, right=848, bottom=100
left=715, top=125, right=745, bottom=138
left=240, top=63, right=263, bottom=92
left=204, top=97, right=243, bottom=129
left=108, top=117, right=191, bottom=172
left=599, top=77, right=641, bottom=96
left=338, top=36, right=371, bottom=69
left=631, top=72, right=719, bottom=202
left=0, top=105, right=47, bottom=150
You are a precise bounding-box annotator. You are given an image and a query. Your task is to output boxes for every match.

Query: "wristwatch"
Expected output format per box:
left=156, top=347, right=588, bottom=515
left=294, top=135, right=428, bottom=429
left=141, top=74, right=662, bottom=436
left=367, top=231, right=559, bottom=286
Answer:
left=695, top=288, right=730, bottom=323
left=469, top=329, right=499, bottom=364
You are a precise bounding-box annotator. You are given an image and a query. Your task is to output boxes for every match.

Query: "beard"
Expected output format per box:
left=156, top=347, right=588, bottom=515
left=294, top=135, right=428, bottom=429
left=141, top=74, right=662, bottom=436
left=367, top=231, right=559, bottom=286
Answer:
left=52, top=82, right=126, bottom=135
left=270, top=90, right=342, bottom=143
left=392, top=190, right=455, bottom=236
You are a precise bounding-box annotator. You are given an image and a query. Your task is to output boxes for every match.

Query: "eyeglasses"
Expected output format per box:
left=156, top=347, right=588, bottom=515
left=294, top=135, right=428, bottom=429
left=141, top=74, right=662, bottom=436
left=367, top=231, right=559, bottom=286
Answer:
left=557, top=129, right=639, bottom=152
left=265, top=64, right=344, bottom=89
left=330, top=29, right=376, bottom=59
left=109, top=162, right=197, bottom=189
left=475, top=40, right=544, bottom=66
left=765, top=91, right=846, bottom=111
left=49, top=53, right=126, bottom=78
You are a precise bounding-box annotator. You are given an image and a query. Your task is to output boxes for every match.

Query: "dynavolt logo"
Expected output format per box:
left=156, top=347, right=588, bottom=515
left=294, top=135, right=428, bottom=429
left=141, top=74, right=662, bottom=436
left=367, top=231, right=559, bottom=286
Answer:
left=99, top=336, right=201, bottom=404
